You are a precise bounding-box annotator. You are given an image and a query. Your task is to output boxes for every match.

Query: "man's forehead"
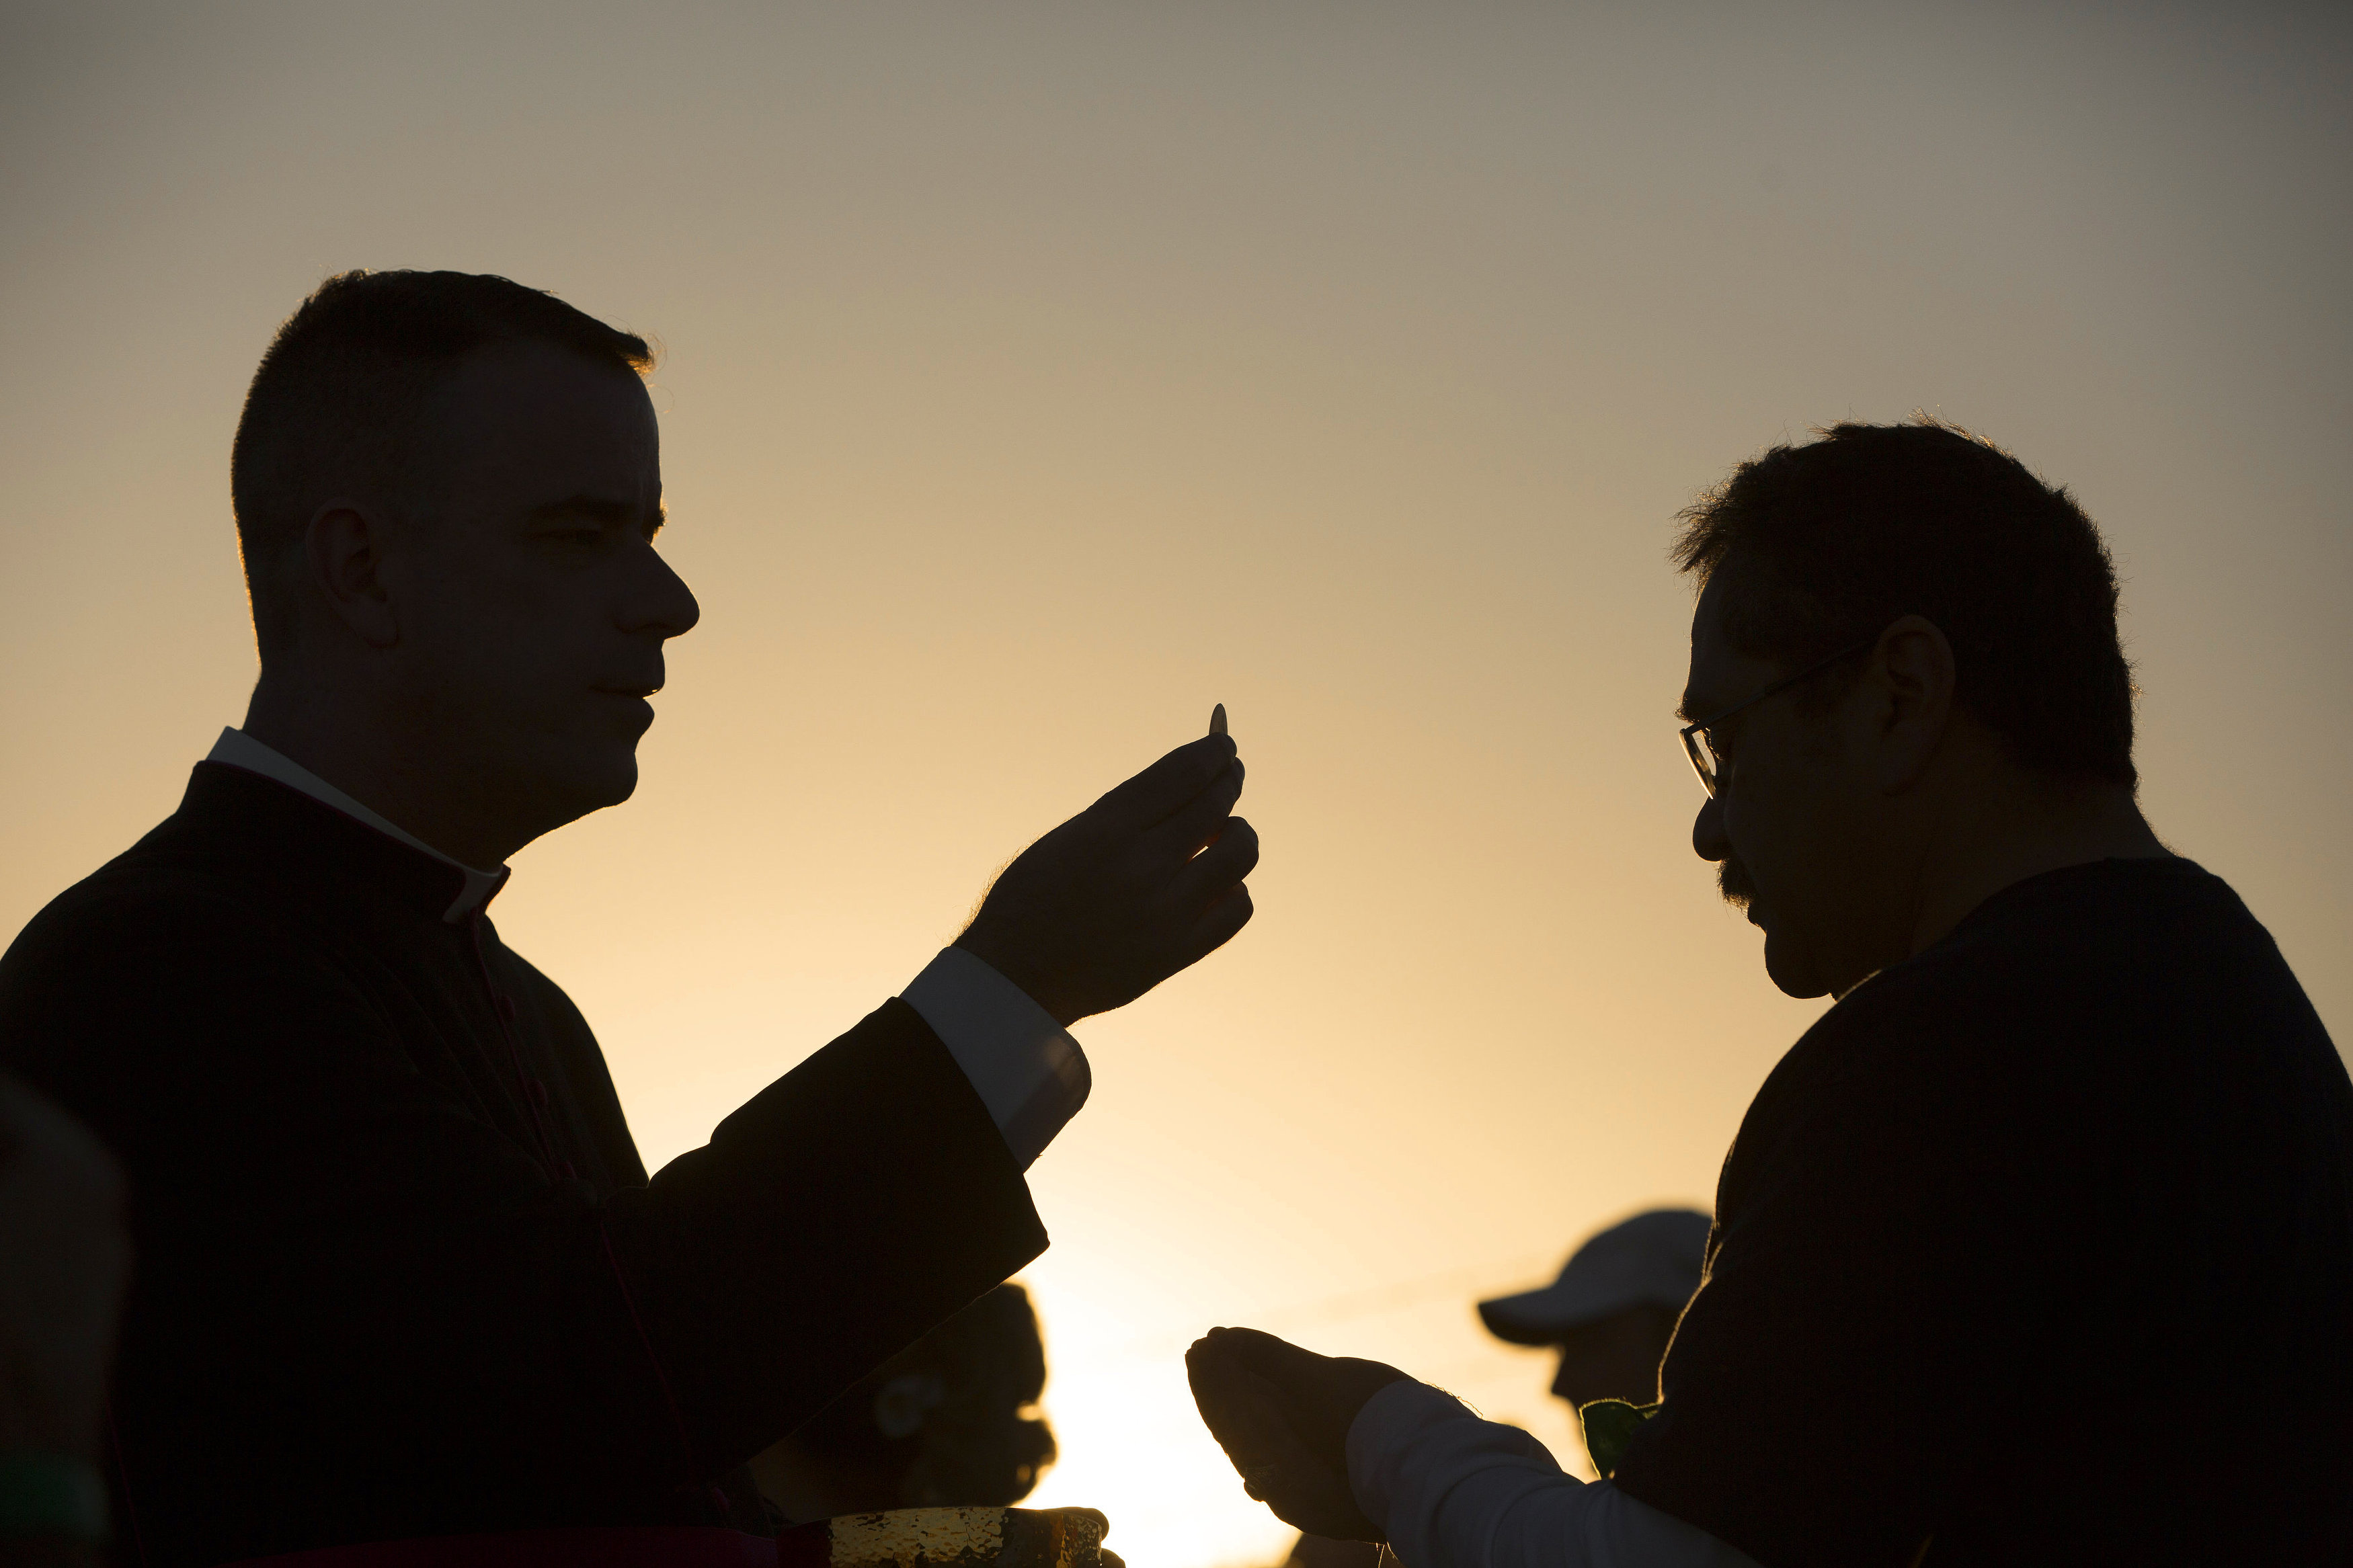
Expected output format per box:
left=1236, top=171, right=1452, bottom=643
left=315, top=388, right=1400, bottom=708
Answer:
left=1679, top=576, right=1776, bottom=719
left=1679, top=581, right=1735, bottom=716
left=426, top=341, right=660, bottom=503
left=436, top=338, right=653, bottom=415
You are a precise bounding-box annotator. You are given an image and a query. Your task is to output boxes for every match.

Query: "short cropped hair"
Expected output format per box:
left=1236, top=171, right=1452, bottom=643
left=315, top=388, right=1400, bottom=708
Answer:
left=1673, top=419, right=2136, bottom=787
left=230, top=270, right=653, bottom=659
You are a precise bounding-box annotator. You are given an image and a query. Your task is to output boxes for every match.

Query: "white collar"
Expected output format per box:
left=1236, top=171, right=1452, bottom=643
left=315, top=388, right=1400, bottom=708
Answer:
left=204, top=727, right=507, bottom=923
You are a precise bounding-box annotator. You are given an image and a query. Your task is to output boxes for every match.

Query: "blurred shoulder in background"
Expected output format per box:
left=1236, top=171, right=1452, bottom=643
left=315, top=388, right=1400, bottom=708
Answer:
left=0, top=1073, right=131, bottom=1566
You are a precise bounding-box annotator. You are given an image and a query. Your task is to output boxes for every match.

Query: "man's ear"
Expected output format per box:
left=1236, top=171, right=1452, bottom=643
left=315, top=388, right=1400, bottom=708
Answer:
left=1868, top=613, right=1957, bottom=794
left=305, top=503, right=401, bottom=649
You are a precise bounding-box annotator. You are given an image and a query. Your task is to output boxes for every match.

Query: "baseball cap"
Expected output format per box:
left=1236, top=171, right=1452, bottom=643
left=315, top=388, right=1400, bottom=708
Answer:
left=1477, top=1208, right=1713, bottom=1345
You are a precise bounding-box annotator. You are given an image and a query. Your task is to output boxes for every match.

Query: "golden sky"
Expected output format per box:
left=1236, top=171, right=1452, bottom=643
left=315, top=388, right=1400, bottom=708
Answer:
left=4, top=6, right=2348, bottom=1565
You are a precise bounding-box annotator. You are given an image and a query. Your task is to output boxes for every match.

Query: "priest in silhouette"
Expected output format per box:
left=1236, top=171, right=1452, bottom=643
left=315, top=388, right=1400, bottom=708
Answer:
left=0, top=270, right=1259, bottom=1567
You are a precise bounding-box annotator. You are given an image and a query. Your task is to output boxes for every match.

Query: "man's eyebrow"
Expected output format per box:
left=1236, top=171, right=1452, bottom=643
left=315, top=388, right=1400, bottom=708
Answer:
left=1677, top=690, right=1708, bottom=724
left=525, top=494, right=668, bottom=534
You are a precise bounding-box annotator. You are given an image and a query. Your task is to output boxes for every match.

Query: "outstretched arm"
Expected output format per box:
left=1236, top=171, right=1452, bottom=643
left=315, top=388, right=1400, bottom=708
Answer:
left=1187, top=1329, right=1759, bottom=1568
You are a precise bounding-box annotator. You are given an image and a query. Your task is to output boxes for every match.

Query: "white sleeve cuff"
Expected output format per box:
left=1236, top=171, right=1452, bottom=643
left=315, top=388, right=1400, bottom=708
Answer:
left=901, top=946, right=1090, bottom=1170
left=1347, top=1381, right=1760, bottom=1568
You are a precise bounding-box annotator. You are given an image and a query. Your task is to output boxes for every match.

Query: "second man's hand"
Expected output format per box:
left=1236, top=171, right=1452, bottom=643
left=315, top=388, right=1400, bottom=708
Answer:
left=1187, top=1327, right=1411, bottom=1542
left=955, top=728, right=1258, bottom=1028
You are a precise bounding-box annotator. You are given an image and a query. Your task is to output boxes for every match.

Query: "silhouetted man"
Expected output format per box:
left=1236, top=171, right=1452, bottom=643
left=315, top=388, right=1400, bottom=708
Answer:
left=1189, top=422, right=2353, bottom=1565
left=0, top=270, right=1259, bottom=1566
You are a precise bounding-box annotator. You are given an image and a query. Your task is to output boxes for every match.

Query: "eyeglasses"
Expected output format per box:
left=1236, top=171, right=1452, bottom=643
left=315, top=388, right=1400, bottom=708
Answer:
left=1679, top=637, right=1878, bottom=797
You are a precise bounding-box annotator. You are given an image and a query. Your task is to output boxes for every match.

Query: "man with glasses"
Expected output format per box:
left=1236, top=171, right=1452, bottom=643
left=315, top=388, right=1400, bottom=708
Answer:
left=1188, top=420, right=2353, bottom=1565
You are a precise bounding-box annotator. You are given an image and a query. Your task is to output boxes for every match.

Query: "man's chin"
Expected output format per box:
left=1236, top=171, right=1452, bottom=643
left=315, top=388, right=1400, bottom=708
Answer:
left=1758, top=920, right=1832, bottom=999
left=580, top=753, right=641, bottom=810
left=532, top=750, right=641, bottom=832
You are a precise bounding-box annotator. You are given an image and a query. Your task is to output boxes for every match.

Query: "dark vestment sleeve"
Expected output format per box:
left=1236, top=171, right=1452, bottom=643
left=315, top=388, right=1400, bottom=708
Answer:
left=0, top=766, right=1047, bottom=1567
left=1607, top=859, right=2353, bottom=1567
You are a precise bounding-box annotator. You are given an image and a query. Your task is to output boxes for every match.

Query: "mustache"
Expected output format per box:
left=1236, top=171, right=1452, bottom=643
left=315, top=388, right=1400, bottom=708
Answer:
left=1718, top=855, right=1758, bottom=910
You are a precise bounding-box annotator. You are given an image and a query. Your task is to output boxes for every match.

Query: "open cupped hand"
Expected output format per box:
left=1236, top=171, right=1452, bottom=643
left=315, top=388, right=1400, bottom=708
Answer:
left=1185, top=1327, right=1410, bottom=1542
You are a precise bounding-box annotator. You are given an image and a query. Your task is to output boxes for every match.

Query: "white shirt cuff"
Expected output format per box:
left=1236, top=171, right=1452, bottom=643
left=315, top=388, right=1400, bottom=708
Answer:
left=901, top=947, right=1090, bottom=1171
left=1347, top=1381, right=1760, bottom=1568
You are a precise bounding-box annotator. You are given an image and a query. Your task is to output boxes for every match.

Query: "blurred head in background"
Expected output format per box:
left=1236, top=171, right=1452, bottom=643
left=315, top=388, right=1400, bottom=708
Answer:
left=752, top=1283, right=1058, bottom=1523
left=1478, top=1208, right=1711, bottom=1414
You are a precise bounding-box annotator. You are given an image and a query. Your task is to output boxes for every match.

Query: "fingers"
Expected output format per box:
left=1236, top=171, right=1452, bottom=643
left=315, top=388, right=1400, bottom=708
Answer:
left=1184, top=884, right=1254, bottom=967
left=1168, top=823, right=1257, bottom=967
left=1188, top=1331, right=1385, bottom=1542
left=1195, top=1327, right=1330, bottom=1444
left=1187, top=1335, right=1291, bottom=1479
left=1205, top=1326, right=1328, bottom=1386
left=1229, top=1387, right=1355, bottom=1530
left=1206, top=1327, right=1410, bottom=1459
left=1148, top=759, right=1246, bottom=858
left=1176, top=817, right=1259, bottom=899
left=1097, top=735, right=1240, bottom=830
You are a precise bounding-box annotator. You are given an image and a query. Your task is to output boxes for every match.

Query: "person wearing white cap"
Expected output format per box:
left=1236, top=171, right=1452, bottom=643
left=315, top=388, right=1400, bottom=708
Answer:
left=1477, top=1210, right=1712, bottom=1438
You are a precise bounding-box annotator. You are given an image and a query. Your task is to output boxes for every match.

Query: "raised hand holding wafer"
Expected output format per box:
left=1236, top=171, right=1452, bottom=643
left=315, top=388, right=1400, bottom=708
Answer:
left=956, top=712, right=1256, bottom=1026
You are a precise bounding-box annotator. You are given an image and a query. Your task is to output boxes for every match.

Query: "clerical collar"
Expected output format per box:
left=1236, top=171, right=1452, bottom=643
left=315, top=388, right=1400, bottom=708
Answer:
left=204, top=728, right=508, bottom=923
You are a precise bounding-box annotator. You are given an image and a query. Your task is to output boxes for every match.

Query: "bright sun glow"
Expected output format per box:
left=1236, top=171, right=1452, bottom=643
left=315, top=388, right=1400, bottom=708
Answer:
left=1018, top=1255, right=1587, bottom=1568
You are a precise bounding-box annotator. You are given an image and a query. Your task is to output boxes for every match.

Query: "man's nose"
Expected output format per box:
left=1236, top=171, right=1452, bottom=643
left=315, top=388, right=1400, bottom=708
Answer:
left=1692, top=794, right=1730, bottom=862
left=620, top=545, right=701, bottom=639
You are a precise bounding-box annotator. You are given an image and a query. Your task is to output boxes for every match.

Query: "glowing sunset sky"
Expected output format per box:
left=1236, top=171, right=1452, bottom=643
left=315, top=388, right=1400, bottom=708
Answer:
left=4, top=6, right=2347, bottom=1565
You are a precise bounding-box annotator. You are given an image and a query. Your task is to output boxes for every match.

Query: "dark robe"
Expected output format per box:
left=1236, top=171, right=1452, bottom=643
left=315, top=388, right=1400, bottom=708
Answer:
left=0, top=763, right=1049, bottom=1567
